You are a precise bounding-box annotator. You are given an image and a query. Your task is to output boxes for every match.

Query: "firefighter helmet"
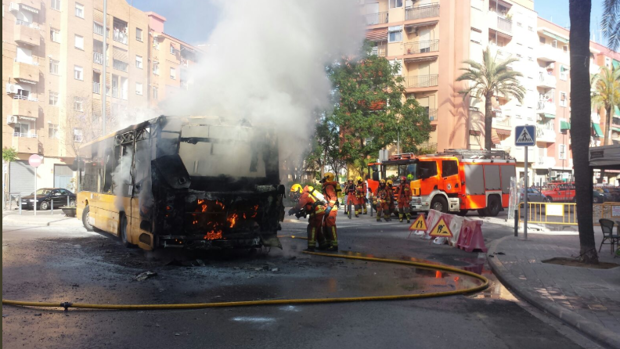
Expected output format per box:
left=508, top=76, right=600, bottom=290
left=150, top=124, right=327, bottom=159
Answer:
left=401, top=176, right=407, bottom=182
left=407, top=174, right=414, bottom=181
left=323, top=172, right=335, bottom=182
left=387, top=179, right=393, bottom=186
left=290, top=184, right=303, bottom=194
left=356, top=176, right=363, bottom=183
left=379, top=179, right=386, bottom=185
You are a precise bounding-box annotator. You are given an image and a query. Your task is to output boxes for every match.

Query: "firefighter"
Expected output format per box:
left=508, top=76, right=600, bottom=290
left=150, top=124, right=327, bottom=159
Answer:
left=354, top=176, right=365, bottom=217
left=345, top=179, right=356, bottom=218
left=397, top=176, right=412, bottom=223
left=374, top=179, right=390, bottom=222
left=321, top=172, right=339, bottom=251
left=288, top=184, right=328, bottom=251
left=357, top=176, right=368, bottom=215
left=386, top=179, right=396, bottom=217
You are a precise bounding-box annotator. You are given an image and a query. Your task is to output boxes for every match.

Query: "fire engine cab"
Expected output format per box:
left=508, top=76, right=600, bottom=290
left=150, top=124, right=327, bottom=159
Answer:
left=367, top=149, right=516, bottom=216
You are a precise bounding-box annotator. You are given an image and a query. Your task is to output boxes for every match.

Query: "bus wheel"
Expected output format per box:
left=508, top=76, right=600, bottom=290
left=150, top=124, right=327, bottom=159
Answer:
left=82, top=206, right=94, bottom=231
left=120, top=214, right=133, bottom=248
left=431, top=196, right=448, bottom=213
left=477, top=209, right=488, bottom=216
left=487, top=196, right=501, bottom=217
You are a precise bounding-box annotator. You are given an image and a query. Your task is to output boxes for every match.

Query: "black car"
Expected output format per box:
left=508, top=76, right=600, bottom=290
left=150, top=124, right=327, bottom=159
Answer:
left=19, top=188, right=76, bottom=210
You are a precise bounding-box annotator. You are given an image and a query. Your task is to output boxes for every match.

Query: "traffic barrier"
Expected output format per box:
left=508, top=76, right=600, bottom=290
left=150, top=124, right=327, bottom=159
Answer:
left=456, top=219, right=487, bottom=253
left=414, top=209, right=486, bottom=253
left=518, top=202, right=620, bottom=226
left=448, top=215, right=464, bottom=246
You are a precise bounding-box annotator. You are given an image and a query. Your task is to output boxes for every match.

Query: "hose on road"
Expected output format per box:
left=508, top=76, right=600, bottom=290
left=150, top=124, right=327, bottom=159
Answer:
left=2, top=250, right=489, bottom=311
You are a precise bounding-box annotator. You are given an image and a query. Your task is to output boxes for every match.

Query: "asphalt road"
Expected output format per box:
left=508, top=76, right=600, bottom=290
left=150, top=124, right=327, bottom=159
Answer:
left=2, top=210, right=602, bottom=349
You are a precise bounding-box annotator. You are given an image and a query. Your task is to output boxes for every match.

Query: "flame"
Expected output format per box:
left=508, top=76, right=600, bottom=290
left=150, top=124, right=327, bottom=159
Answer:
left=227, top=213, right=239, bottom=228
left=215, top=201, right=225, bottom=210
left=204, top=230, right=223, bottom=240
left=251, top=205, right=259, bottom=218
left=192, top=220, right=198, bottom=225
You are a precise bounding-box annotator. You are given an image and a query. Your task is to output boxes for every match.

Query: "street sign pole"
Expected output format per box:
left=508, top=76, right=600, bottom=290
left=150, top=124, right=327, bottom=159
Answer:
left=515, top=124, right=535, bottom=241
left=29, top=154, right=42, bottom=216
left=524, top=146, right=528, bottom=240
left=34, top=167, right=37, bottom=216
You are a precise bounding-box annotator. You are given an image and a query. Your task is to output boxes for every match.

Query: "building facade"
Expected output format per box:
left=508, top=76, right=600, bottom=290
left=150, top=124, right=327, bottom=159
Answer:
left=2, top=0, right=199, bottom=198
left=363, top=0, right=620, bottom=186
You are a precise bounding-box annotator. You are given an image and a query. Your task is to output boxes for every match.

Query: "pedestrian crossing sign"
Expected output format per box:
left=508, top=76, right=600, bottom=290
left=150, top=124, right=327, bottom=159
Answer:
left=408, top=214, right=427, bottom=231
left=515, top=125, right=536, bottom=146
left=429, top=217, right=453, bottom=237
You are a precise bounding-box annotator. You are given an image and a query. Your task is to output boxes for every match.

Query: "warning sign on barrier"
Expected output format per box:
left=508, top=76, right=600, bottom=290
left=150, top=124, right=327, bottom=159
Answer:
left=429, top=217, right=453, bottom=237
left=409, top=214, right=427, bottom=231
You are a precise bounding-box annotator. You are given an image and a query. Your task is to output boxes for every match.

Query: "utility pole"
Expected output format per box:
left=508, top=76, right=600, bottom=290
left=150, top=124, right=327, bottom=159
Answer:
left=102, top=0, right=107, bottom=134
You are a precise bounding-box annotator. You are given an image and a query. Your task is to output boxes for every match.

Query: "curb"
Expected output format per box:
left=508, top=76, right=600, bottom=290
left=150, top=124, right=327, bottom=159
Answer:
left=487, top=236, right=620, bottom=349
left=2, top=215, right=79, bottom=227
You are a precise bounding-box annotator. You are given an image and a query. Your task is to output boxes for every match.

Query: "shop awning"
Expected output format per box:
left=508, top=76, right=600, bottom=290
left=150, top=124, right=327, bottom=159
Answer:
left=613, top=127, right=620, bottom=132
left=615, top=106, right=620, bottom=116
left=20, top=4, right=39, bottom=14
left=542, top=113, right=555, bottom=119
left=593, top=123, right=604, bottom=137
left=113, top=46, right=128, bottom=62
left=560, top=120, right=571, bottom=130
left=365, top=28, right=387, bottom=42
left=541, top=29, right=569, bottom=43
left=404, top=56, right=437, bottom=63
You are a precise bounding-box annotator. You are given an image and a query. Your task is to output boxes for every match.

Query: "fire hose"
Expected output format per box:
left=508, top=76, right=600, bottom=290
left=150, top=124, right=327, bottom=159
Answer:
left=2, top=251, right=489, bottom=311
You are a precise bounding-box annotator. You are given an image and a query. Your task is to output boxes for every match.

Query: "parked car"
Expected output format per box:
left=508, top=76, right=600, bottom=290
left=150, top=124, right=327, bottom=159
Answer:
left=593, top=189, right=606, bottom=203
left=19, top=188, right=76, bottom=210
left=520, top=188, right=549, bottom=203
left=604, top=187, right=620, bottom=202
left=594, top=188, right=614, bottom=202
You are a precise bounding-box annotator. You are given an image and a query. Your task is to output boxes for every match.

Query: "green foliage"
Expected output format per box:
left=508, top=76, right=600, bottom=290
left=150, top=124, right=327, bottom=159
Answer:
left=2, top=147, right=17, bottom=162
left=457, top=47, right=526, bottom=150
left=591, top=66, right=620, bottom=145
left=328, top=42, right=432, bottom=174
left=602, top=0, right=620, bottom=50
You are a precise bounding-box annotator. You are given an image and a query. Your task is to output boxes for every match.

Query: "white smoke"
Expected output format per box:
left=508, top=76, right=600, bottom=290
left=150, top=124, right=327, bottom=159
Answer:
left=160, top=0, right=366, bottom=167
left=112, top=149, right=134, bottom=210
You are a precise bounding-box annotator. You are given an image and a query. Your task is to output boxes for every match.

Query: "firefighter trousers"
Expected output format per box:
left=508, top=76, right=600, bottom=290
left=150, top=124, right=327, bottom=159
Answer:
left=323, top=207, right=338, bottom=247
left=376, top=203, right=390, bottom=221
left=307, top=212, right=327, bottom=249
left=398, top=203, right=411, bottom=222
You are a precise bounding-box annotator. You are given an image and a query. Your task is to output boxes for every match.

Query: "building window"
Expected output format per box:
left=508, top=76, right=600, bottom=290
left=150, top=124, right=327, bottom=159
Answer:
left=539, top=36, right=545, bottom=44
left=560, top=65, right=568, bottom=80
left=153, top=38, right=160, bottom=50
left=49, top=124, right=59, bottom=139
left=50, top=28, right=60, bottom=43
left=113, top=59, right=128, bottom=72
left=388, top=26, right=403, bottom=43
left=560, top=92, right=567, bottom=107
left=471, top=29, right=482, bottom=44
left=136, top=82, right=143, bottom=95
left=152, top=86, right=158, bottom=100
left=74, top=35, right=84, bottom=50
left=75, top=3, right=84, bottom=18
left=170, top=44, right=176, bottom=55
left=136, top=55, right=143, bottom=68
left=389, top=0, right=403, bottom=8
left=74, top=65, right=83, bottom=80
left=49, top=59, right=60, bottom=75
left=170, top=67, right=176, bottom=80
left=74, top=128, right=83, bottom=143
left=14, top=122, right=31, bottom=137
left=153, top=61, right=159, bottom=75
left=121, top=77, right=128, bottom=99
left=136, top=27, right=142, bottom=42
left=390, top=60, right=402, bottom=75
left=559, top=144, right=566, bottom=160
left=49, top=92, right=59, bottom=106
left=51, top=0, right=60, bottom=11
left=94, top=22, right=103, bottom=36
left=74, top=97, right=84, bottom=111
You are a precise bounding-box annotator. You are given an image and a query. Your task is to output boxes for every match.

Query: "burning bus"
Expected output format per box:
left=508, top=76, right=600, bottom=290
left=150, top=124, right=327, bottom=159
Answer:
left=76, top=116, right=285, bottom=251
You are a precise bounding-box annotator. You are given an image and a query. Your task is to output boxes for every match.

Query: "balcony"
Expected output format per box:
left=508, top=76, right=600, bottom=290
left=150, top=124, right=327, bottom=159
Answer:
left=93, top=82, right=100, bottom=94
left=12, top=95, right=38, bottom=118
left=533, top=156, right=556, bottom=169
left=537, top=101, right=556, bottom=116
left=14, top=20, right=40, bottom=46
left=488, top=12, right=512, bottom=36
left=370, top=45, right=387, bottom=57
left=364, top=11, right=388, bottom=25
left=113, top=60, right=128, bottom=72
left=13, top=58, right=39, bottom=83
left=404, top=40, right=439, bottom=55
left=422, top=108, right=438, bottom=121
left=405, top=4, right=440, bottom=21
left=537, top=70, right=557, bottom=89
left=14, top=0, right=40, bottom=12
left=405, top=74, right=438, bottom=89
left=93, top=52, right=104, bottom=65
left=11, top=133, right=39, bottom=154
left=536, top=127, right=556, bottom=143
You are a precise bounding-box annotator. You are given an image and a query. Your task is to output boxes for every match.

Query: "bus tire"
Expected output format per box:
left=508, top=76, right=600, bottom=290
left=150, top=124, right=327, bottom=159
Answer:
left=82, top=205, right=94, bottom=232
left=119, top=213, right=133, bottom=248
left=477, top=209, right=488, bottom=216
left=430, top=196, right=448, bottom=213
left=487, top=195, right=501, bottom=217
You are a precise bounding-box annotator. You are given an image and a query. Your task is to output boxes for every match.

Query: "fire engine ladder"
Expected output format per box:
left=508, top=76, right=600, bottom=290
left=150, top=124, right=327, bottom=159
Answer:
left=440, top=149, right=513, bottom=160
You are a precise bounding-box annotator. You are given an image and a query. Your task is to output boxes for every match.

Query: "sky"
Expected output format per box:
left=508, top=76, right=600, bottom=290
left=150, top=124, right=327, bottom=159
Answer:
left=129, top=0, right=611, bottom=48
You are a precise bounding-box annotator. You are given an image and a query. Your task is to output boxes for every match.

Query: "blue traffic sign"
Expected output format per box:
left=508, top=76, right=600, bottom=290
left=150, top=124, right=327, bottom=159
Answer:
left=515, top=125, right=536, bottom=146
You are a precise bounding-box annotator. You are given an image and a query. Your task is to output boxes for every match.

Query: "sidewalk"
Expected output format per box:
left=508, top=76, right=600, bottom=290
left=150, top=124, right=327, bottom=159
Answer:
left=2, top=210, right=82, bottom=227
left=488, top=231, right=620, bottom=348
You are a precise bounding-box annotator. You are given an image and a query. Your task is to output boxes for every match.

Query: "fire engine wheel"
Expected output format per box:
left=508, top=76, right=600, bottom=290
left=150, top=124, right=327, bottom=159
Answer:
left=486, top=196, right=501, bottom=217
left=430, top=196, right=448, bottom=213
left=457, top=210, right=469, bottom=216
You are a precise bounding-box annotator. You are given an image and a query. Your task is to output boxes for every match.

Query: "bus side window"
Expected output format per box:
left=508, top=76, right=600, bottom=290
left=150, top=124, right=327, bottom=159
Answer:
left=103, top=148, right=116, bottom=193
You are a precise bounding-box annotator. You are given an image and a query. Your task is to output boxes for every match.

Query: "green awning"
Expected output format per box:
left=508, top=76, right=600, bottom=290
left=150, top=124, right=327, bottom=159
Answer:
left=560, top=120, right=571, bottom=130
left=593, top=123, right=604, bottom=137
left=560, top=65, right=569, bottom=72
left=542, top=113, right=555, bottom=119
left=615, top=106, right=620, bottom=116
left=613, top=60, right=620, bottom=69
left=542, top=29, right=569, bottom=44
left=613, top=127, right=620, bottom=132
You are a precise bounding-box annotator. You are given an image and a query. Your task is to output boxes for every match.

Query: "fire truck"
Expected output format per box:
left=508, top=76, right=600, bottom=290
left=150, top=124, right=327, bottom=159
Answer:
left=367, top=149, right=516, bottom=216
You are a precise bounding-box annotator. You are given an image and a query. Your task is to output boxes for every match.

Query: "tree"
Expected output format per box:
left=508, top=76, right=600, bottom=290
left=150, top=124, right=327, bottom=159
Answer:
left=63, top=93, right=117, bottom=157
left=329, top=45, right=432, bottom=175
left=591, top=66, right=620, bottom=146
left=2, top=147, right=18, bottom=163
left=304, top=111, right=347, bottom=181
left=457, top=48, right=526, bottom=150
left=602, top=0, right=620, bottom=50
left=570, top=0, right=598, bottom=264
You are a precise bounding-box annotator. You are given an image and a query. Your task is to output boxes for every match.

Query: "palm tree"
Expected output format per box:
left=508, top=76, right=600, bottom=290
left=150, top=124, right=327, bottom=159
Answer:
left=457, top=48, right=526, bottom=150
left=602, top=0, right=620, bottom=50
left=591, top=66, right=620, bottom=146
left=570, top=0, right=598, bottom=264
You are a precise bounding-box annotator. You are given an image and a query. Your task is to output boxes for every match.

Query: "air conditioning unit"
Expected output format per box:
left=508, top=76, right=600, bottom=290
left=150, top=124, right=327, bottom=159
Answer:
left=9, top=2, right=20, bottom=12
left=7, top=115, right=18, bottom=125
left=405, top=26, right=415, bottom=34
left=546, top=62, right=555, bottom=70
left=405, top=0, right=413, bottom=8
left=552, top=40, right=558, bottom=48
left=6, top=83, right=18, bottom=94
left=549, top=170, right=558, bottom=177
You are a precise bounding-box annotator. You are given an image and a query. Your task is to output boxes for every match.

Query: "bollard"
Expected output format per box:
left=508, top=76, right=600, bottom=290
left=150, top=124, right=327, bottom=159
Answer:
left=19, top=197, right=22, bottom=215
left=51, top=199, right=54, bottom=215
left=67, top=196, right=69, bottom=207
left=514, top=209, right=518, bottom=237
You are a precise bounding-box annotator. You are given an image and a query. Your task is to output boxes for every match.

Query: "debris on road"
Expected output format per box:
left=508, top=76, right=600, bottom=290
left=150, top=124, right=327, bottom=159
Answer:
left=135, top=271, right=157, bottom=281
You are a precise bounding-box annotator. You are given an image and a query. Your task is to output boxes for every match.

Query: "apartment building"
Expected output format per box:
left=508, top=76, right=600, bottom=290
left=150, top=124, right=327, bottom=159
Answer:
left=363, top=0, right=620, bottom=185
left=2, top=0, right=199, bottom=197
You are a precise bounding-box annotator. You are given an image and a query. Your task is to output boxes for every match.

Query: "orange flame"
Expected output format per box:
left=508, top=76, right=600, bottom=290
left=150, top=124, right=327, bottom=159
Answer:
left=204, top=230, right=223, bottom=240
left=227, top=213, right=239, bottom=228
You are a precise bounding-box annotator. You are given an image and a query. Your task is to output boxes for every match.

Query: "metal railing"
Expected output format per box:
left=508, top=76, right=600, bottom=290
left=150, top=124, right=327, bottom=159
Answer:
left=113, top=59, right=128, bottom=72
left=113, top=29, right=128, bottom=44
left=405, top=74, right=438, bottom=88
left=93, top=82, right=100, bottom=94
left=404, top=40, right=439, bottom=54
left=364, top=11, right=388, bottom=25
left=93, top=52, right=104, bottom=64
left=497, top=17, right=512, bottom=33
left=93, top=22, right=104, bottom=36
left=13, top=132, right=37, bottom=138
left=423, top=108, right=438, bottom=121
left=13, top=94, right=38, bottom=102
left=15, top=19, right=39, bottom=28
left=405, top=4, right=440, bottom=20
left=519, top=202, right=577, bottom=225
left=14, top=57, right=39, bottom=66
